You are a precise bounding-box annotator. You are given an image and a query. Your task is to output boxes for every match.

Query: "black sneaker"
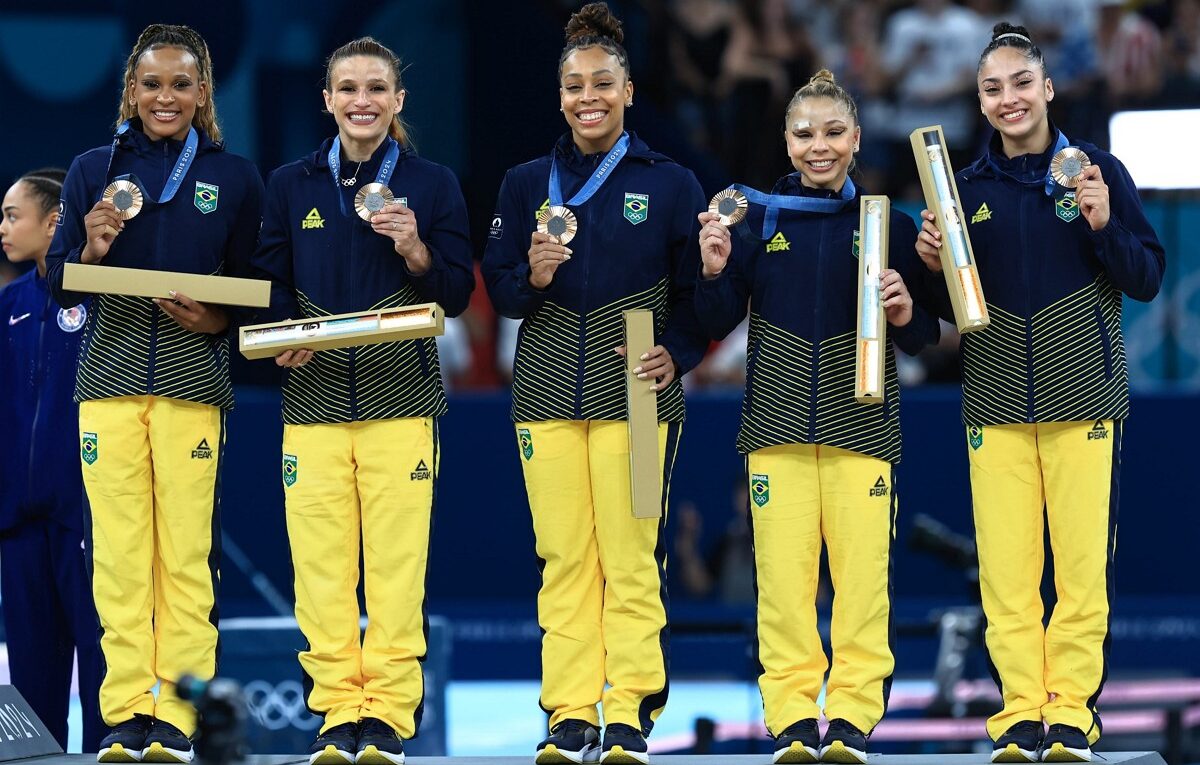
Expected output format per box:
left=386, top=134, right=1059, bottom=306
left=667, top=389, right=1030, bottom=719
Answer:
left=141, top=720, right=194, bottom=763
left=98, top=715, right=154, bottom=762
left=600, top=723, right=649, bottom=764
left=310, top=722, right=359, bottom=765
left=774, top=719, right=820, bottom=763
left=819, top=719, right=867, bottom=764
left=1041, top=724, right=1091, bottom=762
left=355, top=718, right=404, bottom=765
left=536, top=719, right=600, bottom=764
left=992, top=720, right=1045, bottom=763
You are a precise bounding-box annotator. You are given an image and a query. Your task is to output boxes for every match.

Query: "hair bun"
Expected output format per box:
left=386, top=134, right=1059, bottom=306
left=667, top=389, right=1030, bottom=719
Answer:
left=565, top=2, right=624, bottom=45
left=808, top=68, right=837, bottom=87
left=991, top=21, right=1034, bottom=44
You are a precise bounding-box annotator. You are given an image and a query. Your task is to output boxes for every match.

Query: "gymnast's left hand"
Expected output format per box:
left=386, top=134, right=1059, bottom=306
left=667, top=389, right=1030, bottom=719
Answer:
left=615, top=344, right=677, bottom=391
left=881, top=268, right=913, bottom=327
left=155, top=290, right=228, bottom=334
left=1076, top=165, right=1110, bottom=232
left=371, top=203, right=430, bottom=275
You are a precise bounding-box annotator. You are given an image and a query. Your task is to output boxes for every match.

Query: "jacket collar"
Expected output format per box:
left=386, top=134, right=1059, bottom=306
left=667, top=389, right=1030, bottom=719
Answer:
left=115, top=117, right=221, bottom=158
left=770, top=171, right=860, bottom=200
left=551, top=131, right=670, bottom=175
left=964, top=122, right=1061, bottom=182
left=307, top=136, right=414, bottom=174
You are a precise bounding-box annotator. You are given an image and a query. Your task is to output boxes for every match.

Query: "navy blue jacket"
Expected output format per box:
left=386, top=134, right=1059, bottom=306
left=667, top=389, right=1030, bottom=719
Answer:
left=941, top=130, right=1165, bottom=426
left=252, top=137, right=474, bottom=424
left=695, top=175, right=940, bottom=461
left=482, top=132, right=709, bottom=423
left=0, top=270, right=88, bottom=533
left=46, top=120, right=264, bottom=410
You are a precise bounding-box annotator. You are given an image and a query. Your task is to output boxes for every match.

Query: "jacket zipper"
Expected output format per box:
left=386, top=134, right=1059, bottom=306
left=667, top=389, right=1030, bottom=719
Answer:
left=1021, top=188, right=1035, bottom=420
left=149, top=140, right=172, bottom=395
left=809, top=217, right=824, bottom=444
left=27, top=288, right=50, bottom=502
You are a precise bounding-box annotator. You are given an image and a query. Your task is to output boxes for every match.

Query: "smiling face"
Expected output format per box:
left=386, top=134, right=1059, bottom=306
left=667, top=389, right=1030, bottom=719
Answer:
left=978, top=46, right=1054, bottom=155
left=128, top=46, right=206, bottom=141
left=323, top=55, right=404, bottom=149
left=0, top=182, right=57, bottom=265
left=784, top=96, right=860, bottom=190
left=560, top=45, right=633, bottom=154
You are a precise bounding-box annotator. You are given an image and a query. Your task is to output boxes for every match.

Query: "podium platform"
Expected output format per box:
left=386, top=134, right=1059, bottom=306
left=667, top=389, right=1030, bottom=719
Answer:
left=12, top=754, right=1169, bottom=765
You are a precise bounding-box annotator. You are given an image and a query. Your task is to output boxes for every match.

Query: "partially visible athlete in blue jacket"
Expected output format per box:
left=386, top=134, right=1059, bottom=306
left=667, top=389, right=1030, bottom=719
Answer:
left=251, top=37, right=474, bottom=765
left=0, top=168, right=103, bottom=754
left=695, top=70, right=940, bottom=765
left=482, top=5, right=709, bottom=764
left=45, top=24, right=264, bottom=764
left=915, top=23, right=1165, bottom=765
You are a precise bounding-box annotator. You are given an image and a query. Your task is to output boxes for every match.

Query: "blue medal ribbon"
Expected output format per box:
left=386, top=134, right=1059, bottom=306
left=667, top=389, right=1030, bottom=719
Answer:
left=548, top=133, right=630, bottom=208
left=329, top=136, right=402, bottom=218
left=102, top=120, right=200, bottom=205
left=734, top=175, right=857, bottom=240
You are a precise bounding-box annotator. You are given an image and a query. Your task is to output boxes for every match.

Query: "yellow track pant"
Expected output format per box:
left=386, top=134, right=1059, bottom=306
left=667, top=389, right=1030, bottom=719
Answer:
left=283, top=417, right=436, bottom=738
left=969, top=420, right=1120, bottom=745
left=747, top=443, right=896, bottom=736
left=515, top=419, right=680, bottom=734
left=79, top=396, right=223, bottom=734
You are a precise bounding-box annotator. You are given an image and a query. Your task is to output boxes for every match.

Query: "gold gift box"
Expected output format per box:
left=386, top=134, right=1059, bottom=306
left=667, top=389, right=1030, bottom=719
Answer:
left=623, top=309, right=662, bottom=519
left=63, top=263, right=270, bottom=308
left=856, top=196, right=890, bottom=404
left=239, top=303, right=443, bottom=360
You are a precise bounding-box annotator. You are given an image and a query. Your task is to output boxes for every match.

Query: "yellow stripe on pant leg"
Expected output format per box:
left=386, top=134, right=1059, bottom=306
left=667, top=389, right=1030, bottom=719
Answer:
left=1040, top=419, right=1118, bottom=744
left=145, top=397, right=223, bottom=734
left=747, top=444, right=825, bottom=736
left=591, top=420, right=675, bottom=732
left=358, top=417, right=436, bottom=739
left=820, top=446, right=896, bottom=733
left=969, top=423, right=1049, bottom=741
left=518, top=420, right=604, bottom=729
left=284, top=422, right=365, bottom=733
left=80, top=396, right=157, bottom=726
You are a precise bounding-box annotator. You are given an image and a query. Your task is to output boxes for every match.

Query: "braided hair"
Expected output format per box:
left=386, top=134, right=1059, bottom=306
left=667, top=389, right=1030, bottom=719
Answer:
left=117, top=24, right=221, bottom=142
left=16, top=168, right=66, bottom=217
left=978, top=22, right=1048, bottom=79
left=559, top=2, right=630, bottom=81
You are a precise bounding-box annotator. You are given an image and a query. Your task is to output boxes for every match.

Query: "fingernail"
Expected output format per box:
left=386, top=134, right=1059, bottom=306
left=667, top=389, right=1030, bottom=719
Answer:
left=168, top=290, right=177, bottom=297
left=563, top=254, right=571, bottom=260
left=565, top=248, right=574, bottom=255
left=637, top=372, right=648, bottom=379
left=639, top=353, right=649, bottom=361
left=633, top=366, right=643, bottom=374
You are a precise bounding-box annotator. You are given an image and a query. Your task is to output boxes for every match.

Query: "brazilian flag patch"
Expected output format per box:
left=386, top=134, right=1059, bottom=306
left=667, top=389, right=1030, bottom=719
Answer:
left=624, top=193, right=648, bottom=225
left=852, top=229, right=861, bottom=259
left=1055, top=192, right=1080, bottom=223
left=283, top=454, right=298, bottom=487
left=194, top=182, right=219, bottom=214
left=518, top=428, right=534, bottom=461
left=81, top=432, right=98, bottom=465
left=750, top=473, right=770, bottom=507
left=969, top=425, right=984, bottom=451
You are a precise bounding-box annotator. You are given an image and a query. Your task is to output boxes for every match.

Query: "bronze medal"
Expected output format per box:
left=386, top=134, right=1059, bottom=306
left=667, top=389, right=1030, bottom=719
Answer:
left=355, top=183, right=395, bottom=222
left=1051, top=147, right=1091, bottom=189
left=708, top=188, right=748, bottom=227
left=536, top=205, right=578, bottom=245
left=102, top=180, right=143, bottom=221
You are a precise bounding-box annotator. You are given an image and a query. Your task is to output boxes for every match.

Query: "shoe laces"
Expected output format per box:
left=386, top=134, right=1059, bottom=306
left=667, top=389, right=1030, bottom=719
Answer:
left=827, top=719, right=864, bottom=738
left=552, top=719, right=595, bottom=735
left=1010, top=721, right=1043, bottom=735
left=360, top=718, right=398, bottom=740
left=320, top=722, right=358, bottom=741
left=607, top=723, right=642, bottom=738
left=1047, top=724, right=1082, bottom=736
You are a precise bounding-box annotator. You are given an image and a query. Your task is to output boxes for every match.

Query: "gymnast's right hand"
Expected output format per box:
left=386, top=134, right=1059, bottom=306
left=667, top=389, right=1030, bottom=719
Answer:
left=275, top=349, right=313, bottom=368
left=698, top=211, right=731, bottom=279
left=80, top=200, right=124, bottom=264
left=528, top=231, right=572, bottom=290
left=916, top=209, right=943, bottom=273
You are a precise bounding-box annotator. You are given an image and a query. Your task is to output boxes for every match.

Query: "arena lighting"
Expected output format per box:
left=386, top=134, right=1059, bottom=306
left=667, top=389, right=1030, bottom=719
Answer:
left=1109, top=109, right=1200, bottom=190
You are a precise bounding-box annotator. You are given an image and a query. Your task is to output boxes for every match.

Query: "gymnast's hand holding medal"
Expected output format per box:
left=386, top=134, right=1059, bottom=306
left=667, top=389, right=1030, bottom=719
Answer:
left=696, top=189, right=748, bottom=279
left=367, top=197, right=430, bottom=276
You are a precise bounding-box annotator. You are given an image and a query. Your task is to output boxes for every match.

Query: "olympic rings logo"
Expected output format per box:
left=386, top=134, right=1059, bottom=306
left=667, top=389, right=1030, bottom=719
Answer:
left=242, top=680, right=322, bottom=731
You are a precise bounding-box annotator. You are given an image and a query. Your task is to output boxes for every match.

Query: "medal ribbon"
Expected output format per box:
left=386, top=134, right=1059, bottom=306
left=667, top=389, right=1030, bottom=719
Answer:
left=329, top=136, right=401, bottom=217
left=548, top=133, right=630, bottom=208
left=734, top=175, right=857, bottom=240
left=102, top=120, right=200, bottom=205
left=984, top=130, right=1072, bottom=197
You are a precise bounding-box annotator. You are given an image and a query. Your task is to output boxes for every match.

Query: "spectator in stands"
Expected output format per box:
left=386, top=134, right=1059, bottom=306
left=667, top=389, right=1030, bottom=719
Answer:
left=1096, top=0, right=1165, bottom=110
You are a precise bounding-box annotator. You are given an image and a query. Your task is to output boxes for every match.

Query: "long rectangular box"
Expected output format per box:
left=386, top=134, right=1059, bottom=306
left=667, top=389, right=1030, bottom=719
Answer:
left=238, top=303, right=443, bottom=359
left=63, top=263, right=270, bottom=308
left=855, top=196, right=890, bottom=404
left=623, top=309, right=662, bottom=519
left=909, top=125, right=990, bottom=333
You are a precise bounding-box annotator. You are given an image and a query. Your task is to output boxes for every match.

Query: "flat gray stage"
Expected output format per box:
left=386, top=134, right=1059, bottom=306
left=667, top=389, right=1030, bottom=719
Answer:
left=17, top=754, right=1168, bottom=765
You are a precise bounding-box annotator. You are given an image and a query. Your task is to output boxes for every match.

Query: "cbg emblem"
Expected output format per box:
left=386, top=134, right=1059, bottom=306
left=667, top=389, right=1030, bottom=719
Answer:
left=282, top=454, right=298, bottom=487
left=750, top=474, right=769, bottom=507
left=81, top=432, right=98, bottom=465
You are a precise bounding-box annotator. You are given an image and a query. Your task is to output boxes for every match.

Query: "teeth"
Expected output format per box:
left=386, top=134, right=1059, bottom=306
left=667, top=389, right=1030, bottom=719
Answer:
left=350, top=114, right=377, bottom=123
left=809, top=160, right=834, bottom=169
left=1002, top=110, right=1027, bottom=121
left=578, top=111, right=605, bottom=123
left=153, top=111, right=177, bottom=118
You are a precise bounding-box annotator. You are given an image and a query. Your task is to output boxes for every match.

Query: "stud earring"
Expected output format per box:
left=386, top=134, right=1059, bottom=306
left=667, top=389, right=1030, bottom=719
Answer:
left=626, top=100, right=633, bottom=107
